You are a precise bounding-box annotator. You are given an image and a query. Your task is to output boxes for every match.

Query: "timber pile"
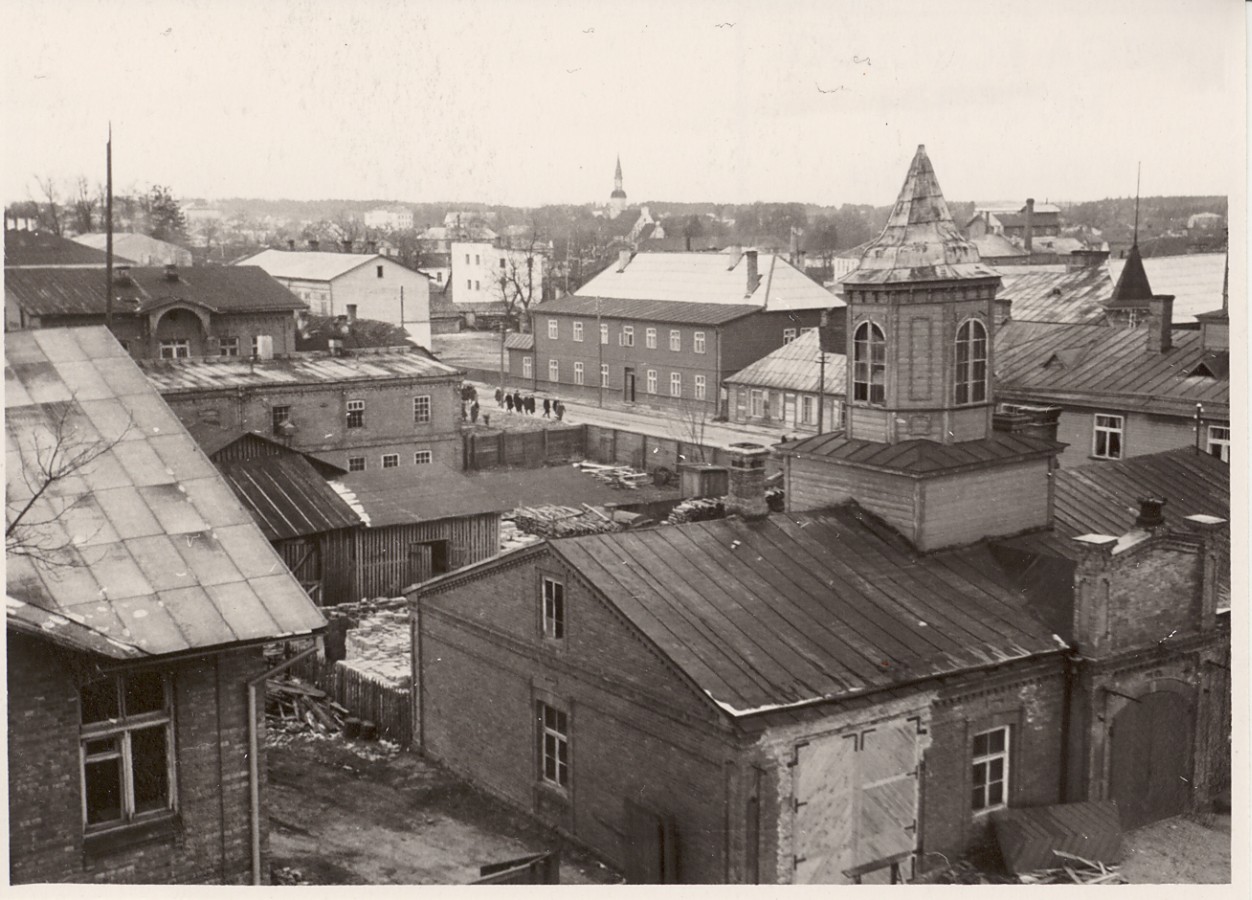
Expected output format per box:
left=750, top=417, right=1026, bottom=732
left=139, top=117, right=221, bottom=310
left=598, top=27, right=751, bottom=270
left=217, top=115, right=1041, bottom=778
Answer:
left=514, top=505, right=625, bottom=538
left=665, top=487, right=784, bottom=524
left=266, top=677, right=349, bottom=735
left=1017, top=851, right=1128, bottom=884
left=575, top=461, right=652, bottom=489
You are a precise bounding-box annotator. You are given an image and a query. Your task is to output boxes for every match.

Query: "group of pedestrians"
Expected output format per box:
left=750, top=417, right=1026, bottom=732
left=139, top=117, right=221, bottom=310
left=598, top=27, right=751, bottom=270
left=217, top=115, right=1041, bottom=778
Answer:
left=495, top=387, right=566, bottom=421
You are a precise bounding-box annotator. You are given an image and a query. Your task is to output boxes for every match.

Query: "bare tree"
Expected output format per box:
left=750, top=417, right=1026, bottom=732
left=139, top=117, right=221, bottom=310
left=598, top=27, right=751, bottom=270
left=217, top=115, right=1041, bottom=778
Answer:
left=32, top=175, right=64, bottom=235
left=670, top=397, right=713, bottom=463
left=6, top=401, right=132, bottom=568
left=490, top=222, right=547, bottom=332
left=72, top=176, right=99, bottom=234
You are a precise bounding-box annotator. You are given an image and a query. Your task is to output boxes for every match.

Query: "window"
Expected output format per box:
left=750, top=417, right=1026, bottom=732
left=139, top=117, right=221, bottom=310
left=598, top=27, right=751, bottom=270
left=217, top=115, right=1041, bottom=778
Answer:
left=801, top=395, right=816, bottom=425
left=548, top=359, right=559, bottom=382
left=415, top=450, right=432, bottom=465
left=548, top=319, right=559, bottom=340
left=646, top=369, right=657, bottom=394
left=669, top=330, right=681, bottom=352
left=783, top=328, right=797, bottom=345
left=750, top=389, right=765, bottom=418
left=542, top=576, right=565, bottom=639
left=572, top=321, right=584, bottom=342
left=465, top=253, right=470, bottom=264
left=500, top=257, right=507, bottom=269
left=250, top=335, right=270, bottom=357
left=955, top=319, right=988, bottom=405
left=413, top=395, right=431, bottom=424
left=1092, top=414, right=1124, bottom=459
left=376, top=265, right=384, bottom=278
left=1208, top=425, right=1230, bottom=462
left=474, top=280, right=480, bottom=290
left=80, top=671, right=174, bottom=830
left=159, top=339, right=189, bottom=359
left=694, top=374, right=706, bottom=400
left=272, top=405, right=291, bottom=430
left=694, top=331, right=706, bottom=354
left=538, top=701, right=569, bottom=788
left=574, top=362, right=585, bottom=385
left=382, top=453, right=399, bottom=469
left=645, top=327, right=657, bottom=349
left=347, top=399, right=365, bottom=429
left=852, top=321, right=886, bottom=405
left=600, top=323, right=609, bottom=345
left=467, top=279, right=472, bottom=290
left=670, top=372, right=682, bottom=397
left=475, top=254, right=480, bottom=265
left=600, top=363, right=610, bottom=386
left=971, top=727, right=1010, bottom=813
left=436, top=272, right=443, bottom=283
left=522, top=356, right=533, bottom=379
left=219, top=337, right=240, bottom=357
left=348, top=456, right=366, bottom=472
left=620, top=325, right=634, bottom=347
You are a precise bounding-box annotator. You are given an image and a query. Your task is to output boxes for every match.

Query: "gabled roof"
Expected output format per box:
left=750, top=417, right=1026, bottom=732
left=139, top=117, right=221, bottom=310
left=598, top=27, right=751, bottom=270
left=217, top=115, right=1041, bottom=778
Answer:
left=5, top=265, right=306, bottom=317
left=73, top=232, right=193, bottom=267
left=215, top=453, right=362, bottom=541
left=995, top=321, right=1229, bottom=413
left=237, top=248, right=398, bottom=282
left=551, top=505, right=1060, bottom=716
left=972, top=233, right=1030, bottom=260
left=1107, top=243, right=1154, bottom=305
left=4, top=229, right=109, bottom=267
left=571, top=249, right=839, bottom=312
left=5, top=327, right=325, bottom=659
left=724, top=329, right=847, bottom=395
left=996, top=265, right=1113, bottom=324
left=776, top=430, right=1061, bottom=476
left=843, top=145, right=1000, bottom=286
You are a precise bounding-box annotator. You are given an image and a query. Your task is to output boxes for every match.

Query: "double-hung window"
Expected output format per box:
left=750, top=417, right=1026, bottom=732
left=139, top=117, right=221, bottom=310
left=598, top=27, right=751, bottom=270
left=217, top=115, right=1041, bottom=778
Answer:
left=1093, top=414, right=1124, bottom=459
left=620, top=326, right=634, bottom=347
left=600, top=323, right=609, bottom=345
left=574, top=362, right=585, bottom=385
left=1208, top=425, right=1230, bottom=462
left=693, top=331, right=706, bottom=354
left=548, top=360, right=559, bottom=382
left=670, top=372, right=682, bottom=397
left=538, top=702, right=569, bottom=788
left=694, top=374, right=706, bottom=400
left=600, top=364, right=610, bottom=386
left=346, top=399, right=365, bottom=429
left=548, top=319, right=559, bottom=340
left=750, top=389, right=765, bottom=418
left=522, top=357, right=533, bottom=379
left=572, top=321, right=584, bottom=342
left=80, top=670, right=175, bottom=830
left=542, top=576, right=565, bottom=639
left=801, top=395, right=816, bottom=425
left=971, top=727, right=1009, bottom=813
left=645, top=327, right=657, bottom=349
left=669, top=330, right=681, bottom=352
left=413, top=395, right=431, bottom=424
left=646, top=369, right=657, bottom=394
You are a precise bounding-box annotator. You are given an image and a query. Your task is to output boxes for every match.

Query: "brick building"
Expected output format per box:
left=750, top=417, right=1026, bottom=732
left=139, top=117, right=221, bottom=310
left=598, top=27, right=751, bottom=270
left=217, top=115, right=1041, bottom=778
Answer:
left=521, top=248, right=842, bottom=414
left=139, top=347, right=464, bottom=480
left=6, top=327, right=325, bottom=884
left=4, top=264, right=306, bottom=360
left=405, top=147, right=1230, bottom=884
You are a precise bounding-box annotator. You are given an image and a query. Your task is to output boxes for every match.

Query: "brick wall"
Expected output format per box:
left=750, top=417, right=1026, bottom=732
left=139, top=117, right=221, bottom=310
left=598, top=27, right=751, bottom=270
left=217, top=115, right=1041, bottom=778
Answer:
left=7, top=635, right=268, bottom=885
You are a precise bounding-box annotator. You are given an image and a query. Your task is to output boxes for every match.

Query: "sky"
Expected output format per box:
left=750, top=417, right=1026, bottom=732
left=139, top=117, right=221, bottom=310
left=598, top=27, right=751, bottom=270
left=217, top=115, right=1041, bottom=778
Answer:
left=1, top=0, right=1245, bottom=208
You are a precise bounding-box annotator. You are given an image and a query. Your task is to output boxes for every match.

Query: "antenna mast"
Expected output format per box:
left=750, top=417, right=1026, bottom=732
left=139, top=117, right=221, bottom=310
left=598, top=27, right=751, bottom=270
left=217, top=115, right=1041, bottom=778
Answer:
left=1132, top=162, right=1141, bottom=245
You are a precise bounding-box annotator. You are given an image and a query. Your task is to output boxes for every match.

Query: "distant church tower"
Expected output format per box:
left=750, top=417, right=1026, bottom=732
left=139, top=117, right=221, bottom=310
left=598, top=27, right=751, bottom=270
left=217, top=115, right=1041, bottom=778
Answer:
left=608, top=155, right=627, bottom=219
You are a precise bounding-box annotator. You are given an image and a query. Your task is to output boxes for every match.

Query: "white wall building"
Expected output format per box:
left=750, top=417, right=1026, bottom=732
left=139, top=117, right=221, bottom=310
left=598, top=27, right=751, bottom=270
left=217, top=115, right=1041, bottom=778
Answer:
left=451, top=240, right=545, bottom=308
left=363, top=206, right=415, bottom=231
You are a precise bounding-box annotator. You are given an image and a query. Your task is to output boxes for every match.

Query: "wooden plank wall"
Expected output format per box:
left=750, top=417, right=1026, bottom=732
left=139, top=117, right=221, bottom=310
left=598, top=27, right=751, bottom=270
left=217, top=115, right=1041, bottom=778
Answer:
left=288, top=655, right=412, bottom=746
left=464, top=426, right=586, bottom=470
left=355, top=513, right=500, bottom=599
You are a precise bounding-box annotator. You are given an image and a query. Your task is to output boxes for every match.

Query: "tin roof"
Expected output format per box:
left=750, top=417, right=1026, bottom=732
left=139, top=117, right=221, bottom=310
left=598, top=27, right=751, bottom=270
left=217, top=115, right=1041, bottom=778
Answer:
left=570, top=250, right=839, bottom=312
left=504, top=332, right=534, bottom=351
left=777, top=429, right=1061, bottom=476
left=237, top=248, right=390, bottom=282
left=995, top=321, right=1229, bottom=414
left=4, top=229, right=108, bottom=267
left=1107, top=243, right=1154, bottom=304
left=215, top=453, right=362, bottom=541
left=843, top=145, right=1001, bottom=286
left=996, top=265, right=1113, bottom=324
left=6, top=265, right=306, bottom=317
left=1106, top=252, right=1226, bottom=324
left=724, top=329, right=847, bottom=395
left=533, top=295, right=761, bottom=326
left=972, top=233, right=1029, bottom=260
left=5, top=327, right=325, bottom=659
left=139, top=347, right=461, bottom=393
left=551, top=505, right=1059, bottom=716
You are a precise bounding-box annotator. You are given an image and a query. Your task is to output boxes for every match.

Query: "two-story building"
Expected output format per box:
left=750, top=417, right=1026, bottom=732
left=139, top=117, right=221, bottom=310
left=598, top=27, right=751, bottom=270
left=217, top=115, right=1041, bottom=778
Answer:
left=4, top=264, right=306, bottom=360
left=521, top=248, right=842, bottom=415
left=139, top=347, right=465, bottom=479
left=237, top=247, right=433, bottom=348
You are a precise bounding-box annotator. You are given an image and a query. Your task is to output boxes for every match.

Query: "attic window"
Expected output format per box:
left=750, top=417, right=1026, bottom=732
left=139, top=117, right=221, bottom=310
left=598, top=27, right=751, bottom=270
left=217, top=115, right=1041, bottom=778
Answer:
left=376, top=265, right=384, bottom=278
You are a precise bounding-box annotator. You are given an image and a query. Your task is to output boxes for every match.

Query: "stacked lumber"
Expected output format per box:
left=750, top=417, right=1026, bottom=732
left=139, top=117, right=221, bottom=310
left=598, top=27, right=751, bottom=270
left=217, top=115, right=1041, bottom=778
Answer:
left=666, top=496, right=726, bottom=524
left=513, top=505, right=624, bottom=538
left=266, top=677, right=348, bottom=735
left=575, top=461, right=652, bottom=489
left=1017, top=851, right=1127, bottom=884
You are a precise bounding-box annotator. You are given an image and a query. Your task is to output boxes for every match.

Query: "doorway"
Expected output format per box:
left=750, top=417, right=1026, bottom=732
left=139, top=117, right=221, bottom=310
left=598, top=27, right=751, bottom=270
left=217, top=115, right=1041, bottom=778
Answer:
left=623, top=368, right=636, bottom=402
left=1109, top=691, right=1192, bottom=829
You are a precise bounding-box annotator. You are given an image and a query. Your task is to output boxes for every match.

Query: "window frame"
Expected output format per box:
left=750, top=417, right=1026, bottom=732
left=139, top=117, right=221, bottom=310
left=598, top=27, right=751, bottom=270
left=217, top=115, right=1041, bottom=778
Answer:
left=522, top=356, right=533, bottom=379
left=541, top=575, right=565, bottom=640
left=574, top=361, right=585, bottom=385
left=971, top=726, right=1010, bottom=814
left=218, top=337, right=240, bottom=358
left=693, top=331, right=706, bottom=354
left=271, top=405, right=291, bottom=430
left=600, top=323, right=609, bottom=345
left=159, top=339, right=190, bottom=360
left=694, top=374, right=706, bottom=400
left=548, top=359, right=559, bottom=382
left=1092, top=413, right=1124, bottom=459
left=620, top=325, right=634, bottom=347
left=414, top=450, right=433, bottom=465
left=669, top=329, right=681, bottom=352
left=670, top=372, right=682, bottom=397
left=852, top=321, right=887, bottom=405
left=600, top=363, right=610, bottom=386
left=548, top=318, right=559, bottom=340
left=955, top=318, right=989, bottom=406
left=381, top=453, right=399, bottom=469
left=348, top=456, right=366, bottom=472
left=537, top=700, right=569, bottom=789
left=346, top=399, right=365, bottom=429
left=572, top=321, right=584, bottom=342
left=376, top=265, right=384, bottom=278
left=782, top=327, right=797, bottom=345
left=750, top=388, right=765, bottom=418
left=645, top=327, right=657, bottom=350
left=1207, top=425, right=1230, bottom=462
left=413, top=395, right=432, bottom=424
left=646, top=369, right=657, bottom=394
left=801, top=395, right=816, bottom=425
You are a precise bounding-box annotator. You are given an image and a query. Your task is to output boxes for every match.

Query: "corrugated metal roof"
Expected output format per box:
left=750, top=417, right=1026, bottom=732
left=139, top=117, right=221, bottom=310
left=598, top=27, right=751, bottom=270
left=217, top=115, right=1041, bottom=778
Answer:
left=504, top=332, right=534, bottom=351
left=777, top=429, right=1061, bottom=475
left=843, top=146, right=1001, bottom=286
left=996, top=266, right=1112, bottom=324
left=139, top=347, right=461, bottom=393
left=995, top=321, right=1229, bottom=413
left=6, top=265, right=305, bottom=317
left=5, top=327, right=325, bottom=658
left=1106, top=252, right=1226, bottom=324
left=237, top=249, right=386, bottom=282
left=533, top=295, right=761, bottom=326
left=216, top=453, right=362, bottom=540
left=724, top=329, right=848, bottom=394
left=552, top=505, right=1059, bottom=715
left=4, top=229, right=108, bottom=267
left=571, top=250, right=840, bottom=312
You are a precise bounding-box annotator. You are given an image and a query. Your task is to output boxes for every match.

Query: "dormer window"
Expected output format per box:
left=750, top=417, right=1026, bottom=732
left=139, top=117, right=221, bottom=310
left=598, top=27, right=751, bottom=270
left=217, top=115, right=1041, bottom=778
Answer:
left=852, top=322, right=886, bottom=405
left=955, top=319, right=988, bottom=405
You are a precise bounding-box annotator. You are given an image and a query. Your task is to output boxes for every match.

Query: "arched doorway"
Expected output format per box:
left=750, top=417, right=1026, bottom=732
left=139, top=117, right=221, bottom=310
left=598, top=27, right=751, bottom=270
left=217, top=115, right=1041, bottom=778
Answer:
left=1108, top=690, right=1192, bottom=829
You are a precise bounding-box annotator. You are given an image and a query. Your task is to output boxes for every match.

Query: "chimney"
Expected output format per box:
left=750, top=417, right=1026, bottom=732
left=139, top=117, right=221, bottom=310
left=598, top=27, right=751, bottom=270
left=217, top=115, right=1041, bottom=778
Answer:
left=616, top=249, right=631, bottom=272
left=727, top=245, right=743, bottom=269
left=745, top=249, right=759, bottom=295
left=1185, top=513, right=1228, bottom=631
left=164, top=263, right=179, bottom=281
left=1024, top=198, right=1035, bottom=253
left=367, top=239, right=378, bottom=254
left=346, top=304, right=357, bottom=326
left=287, top=239, right=296, bottom=251
left=342, top=239, right=354, bottom=254
left=993, top=297, right=1012, bottom=327
left=789, top=228, right=800, bottom=266
left=1134, top=497, right=1167, bottom=531
left=295, top=309, right=309, bottom=335
left=309, top=239, right=320, bottom=252
left=114, top=264, right=132, bottom=285
left=1146, top=295, right=1174, bottom=352
left=1065, top=248, right=1110, bottom=272
left=725, top=442, right=770, bottom=520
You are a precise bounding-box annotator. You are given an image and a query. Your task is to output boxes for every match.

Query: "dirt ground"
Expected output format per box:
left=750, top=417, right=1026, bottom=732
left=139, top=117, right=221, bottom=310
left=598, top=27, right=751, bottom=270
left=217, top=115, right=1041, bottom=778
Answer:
left=266, top=727, right=622, bottom=886
left=1118, top=812, right=1232, bottom=884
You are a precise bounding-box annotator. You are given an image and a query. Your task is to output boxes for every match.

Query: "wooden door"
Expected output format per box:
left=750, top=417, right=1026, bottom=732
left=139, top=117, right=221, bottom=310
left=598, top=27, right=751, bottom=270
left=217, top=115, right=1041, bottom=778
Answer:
left=784, top=393, right=797, bottom=426
left=623, top=799, right=678, bottom=883
left=793, top=733, right=858, bottom=883
left=1109, top=691, right=1192, bottom=829
left=623, top=369, right=636, bottom=402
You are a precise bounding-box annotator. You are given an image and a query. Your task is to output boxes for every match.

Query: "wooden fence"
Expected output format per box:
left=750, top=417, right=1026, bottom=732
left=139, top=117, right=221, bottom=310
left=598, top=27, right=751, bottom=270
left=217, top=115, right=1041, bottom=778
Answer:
left=463, top=426, right=585, bottom=470
left=289, top=655, right=412, bottom=747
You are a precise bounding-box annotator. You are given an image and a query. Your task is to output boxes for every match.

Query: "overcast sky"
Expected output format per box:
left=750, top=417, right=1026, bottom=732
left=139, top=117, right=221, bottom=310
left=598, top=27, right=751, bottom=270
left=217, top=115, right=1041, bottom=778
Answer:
left=1, top=0, right=1245, bottom=208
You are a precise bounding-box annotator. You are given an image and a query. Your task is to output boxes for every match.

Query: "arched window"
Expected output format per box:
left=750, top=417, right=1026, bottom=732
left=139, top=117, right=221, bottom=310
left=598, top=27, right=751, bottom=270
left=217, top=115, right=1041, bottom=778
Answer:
left=955, top=319, right=988, bottom=405
left=853, top=322, right=886, bottom=405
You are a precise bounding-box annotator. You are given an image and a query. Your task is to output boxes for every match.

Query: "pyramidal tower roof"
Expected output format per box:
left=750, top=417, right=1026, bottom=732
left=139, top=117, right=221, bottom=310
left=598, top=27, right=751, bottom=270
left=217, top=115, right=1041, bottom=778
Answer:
left=844, top=145, right=1000, bottom=286
left=1108, top=242, right=1154, bottom=304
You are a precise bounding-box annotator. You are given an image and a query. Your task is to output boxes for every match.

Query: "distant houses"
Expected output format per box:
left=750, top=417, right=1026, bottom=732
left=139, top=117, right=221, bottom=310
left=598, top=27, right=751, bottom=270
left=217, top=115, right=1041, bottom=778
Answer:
left=73, top=231, right=193, bottom=267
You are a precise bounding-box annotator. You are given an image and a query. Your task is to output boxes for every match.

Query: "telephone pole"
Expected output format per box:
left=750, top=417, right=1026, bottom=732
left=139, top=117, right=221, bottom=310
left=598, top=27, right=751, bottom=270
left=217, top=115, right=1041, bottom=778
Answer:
left=105, top=123, right=114, bottom=328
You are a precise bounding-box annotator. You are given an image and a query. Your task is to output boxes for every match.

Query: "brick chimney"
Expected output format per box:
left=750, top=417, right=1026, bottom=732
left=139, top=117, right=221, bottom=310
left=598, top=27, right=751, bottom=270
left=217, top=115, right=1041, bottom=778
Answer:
left=309, top=239, right=320, bottom=252
left=1065, top=248, right=1110, bottom=272
left=1146, top=295, right=1174, bottom=352
left=1184, top=513, right=1228, bottom=631
left=616, top=249, right=631, bottom=272
left=342, top=239, right=354, bottom=254
left=114, top=264, right=133, bottom=285
left=164, top=263, right=179, bottom=282
left=1024, top=198, right=1035, bottom=253
left=1071, top=533, right=1120, bottom=656
left=1134, top=496, right=1167, bottom=532
left=745, top=249, right=760, bottom=296
left=287, top=239, right=296, bottom=251
left=725, top=442, right=770, bottom=520
left=994, top=297, right=1012, bottom=327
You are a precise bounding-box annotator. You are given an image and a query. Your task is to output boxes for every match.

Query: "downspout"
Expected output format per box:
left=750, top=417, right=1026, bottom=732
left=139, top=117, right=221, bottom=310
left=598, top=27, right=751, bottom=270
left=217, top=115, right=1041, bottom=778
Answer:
left=247, top=644, right=319, bottom=886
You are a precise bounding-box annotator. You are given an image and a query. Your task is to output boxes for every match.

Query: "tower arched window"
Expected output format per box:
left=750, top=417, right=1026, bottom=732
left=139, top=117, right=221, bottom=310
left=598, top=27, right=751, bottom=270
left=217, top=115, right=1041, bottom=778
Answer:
left=955, top=319, right=988, bottom=405
left=853, top=321, right=886, bottom=405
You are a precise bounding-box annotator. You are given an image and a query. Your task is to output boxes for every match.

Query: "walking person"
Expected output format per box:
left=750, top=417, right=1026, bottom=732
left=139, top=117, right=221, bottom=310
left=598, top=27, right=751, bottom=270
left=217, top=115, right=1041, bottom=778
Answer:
left=494, top=387, right=503, bottom=407
left=470, top=400, right=480, bottom=423
left=505, top=392, right=515, bottom=413
left=542, top=397, right=552, bottom=418
left=513, top=390, right=523, bottom=413
left=555, top=400, right=565, bottom=422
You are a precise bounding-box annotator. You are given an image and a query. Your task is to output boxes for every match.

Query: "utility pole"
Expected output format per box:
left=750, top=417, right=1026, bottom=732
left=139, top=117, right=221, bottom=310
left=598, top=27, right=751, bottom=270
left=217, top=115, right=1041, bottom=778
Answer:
left=499, top=276, right=508, bottom=401
left=818, top=348, right=826, bottom=433
left=1194, top=402, right=1204, bottom=455
left=105, top=123, right=113, bottom=328
left=597, top=295, right=604, bottom=408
